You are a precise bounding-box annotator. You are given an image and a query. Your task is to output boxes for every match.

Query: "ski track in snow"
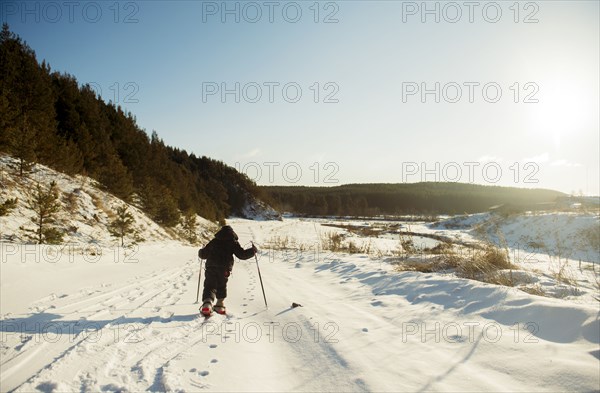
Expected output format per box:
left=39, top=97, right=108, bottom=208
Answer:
left=3, top=263, right=196, bottom=391
left=1, top=218, right=599, bottom=392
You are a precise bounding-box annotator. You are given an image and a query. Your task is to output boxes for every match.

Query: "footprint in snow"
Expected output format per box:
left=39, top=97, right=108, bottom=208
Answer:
left=160, top=311, right=174, bottom=320
left=354, top=378, right=368, bottom=389
left=199, top=371, right=209, bottom=377
left=362, top=328, right=369, bottom=332
left=210, top=359, right=218, bottom=363
left=209, top=344, right=218, bottom=348
left=370, top=301, right=383, bottom=307
left=447, top=335, right=467, bottom=343
left=35, top=382, right=58, bottom=393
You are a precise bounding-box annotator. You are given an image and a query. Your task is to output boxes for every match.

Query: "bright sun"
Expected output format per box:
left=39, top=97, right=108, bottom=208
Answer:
left=529, top=80, right=592, bottom=150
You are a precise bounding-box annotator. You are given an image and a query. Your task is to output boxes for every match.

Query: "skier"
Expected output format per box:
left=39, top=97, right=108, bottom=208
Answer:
left=198, top=225, right=257, bottom=316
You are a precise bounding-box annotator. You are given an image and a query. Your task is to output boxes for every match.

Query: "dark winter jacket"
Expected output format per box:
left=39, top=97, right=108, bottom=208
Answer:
left=198, top=226, right=256, bottom=271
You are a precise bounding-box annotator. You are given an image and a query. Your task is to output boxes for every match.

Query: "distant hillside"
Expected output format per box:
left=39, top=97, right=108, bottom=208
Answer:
left=0, top=24, right=271, bottom=224
left=264, top=183, right=565, bottom=216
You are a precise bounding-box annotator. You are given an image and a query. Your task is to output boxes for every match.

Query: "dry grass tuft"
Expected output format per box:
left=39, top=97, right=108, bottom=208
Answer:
left=520, top=284, right=547, bottom=297
left=394, top=241, right=520, bottom=287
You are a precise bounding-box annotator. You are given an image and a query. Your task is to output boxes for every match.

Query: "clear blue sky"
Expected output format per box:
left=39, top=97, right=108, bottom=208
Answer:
left=3, top=1, right=599, bottom=194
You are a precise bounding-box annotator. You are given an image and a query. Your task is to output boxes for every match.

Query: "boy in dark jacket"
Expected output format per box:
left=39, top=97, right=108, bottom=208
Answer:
left=198, top=225, right=257, bottom=315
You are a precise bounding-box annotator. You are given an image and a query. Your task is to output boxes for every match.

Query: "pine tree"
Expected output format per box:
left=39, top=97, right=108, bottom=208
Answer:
left=11, top=114, right=37, bottom=176
left=0, top=24, right=15, bottom=152
left=99, top=152, right=133, bottom=200
left=0, top=83, right=16, bottom=153
left=156, top=193, right=180, bottom=227
left=180, top=210, right=198, bottom=244
left=108, top=205, right=135, bottom=247
left=28, top=181, right=62, bottom=244
left=139, top=179, right=180, bottom=227
left=1, top=23, right=55, bottom=176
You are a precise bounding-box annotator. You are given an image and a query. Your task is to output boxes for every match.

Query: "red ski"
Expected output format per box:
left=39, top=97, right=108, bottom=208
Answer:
left=214, top=307, right=226, bottom=315
left=200, top=304, right=212, bottom=317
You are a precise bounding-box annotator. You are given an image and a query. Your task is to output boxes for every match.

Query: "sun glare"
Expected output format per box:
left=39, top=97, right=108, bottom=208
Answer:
left=529, top=80, right=591, bottom=150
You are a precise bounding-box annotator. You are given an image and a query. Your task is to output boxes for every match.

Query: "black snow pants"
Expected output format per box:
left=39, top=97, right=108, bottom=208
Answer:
left=202, top=268, right=230, bottom=301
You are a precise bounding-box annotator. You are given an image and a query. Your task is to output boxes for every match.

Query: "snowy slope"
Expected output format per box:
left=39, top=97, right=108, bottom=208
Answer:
left=478, top=213, right=599, bottom=263
left=0, top=155, right=217, bottom=246
left=239, top=196, right=282, bottom=221
left=430, top=212, right=600, bottom=264
left=2, top=218, right=599, bottom=392
left=421, top=212, right=600, bottom=302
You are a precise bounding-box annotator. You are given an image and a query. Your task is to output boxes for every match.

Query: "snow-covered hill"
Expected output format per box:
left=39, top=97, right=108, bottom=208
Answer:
left=431, top=212, right=600, bottom=264
left=418, top=212, right=600, bottom=302
left=0, top=155, right=217, bottom=246
left=239, top=196, right=281, bottom=221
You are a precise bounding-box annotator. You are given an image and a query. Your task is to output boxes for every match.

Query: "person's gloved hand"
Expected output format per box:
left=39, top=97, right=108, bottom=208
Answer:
left=251, top=244, right=258, bottom=255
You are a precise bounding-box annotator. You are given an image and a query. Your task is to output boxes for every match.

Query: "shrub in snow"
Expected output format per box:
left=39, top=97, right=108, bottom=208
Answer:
left=0, top=197, right=17, bottom=216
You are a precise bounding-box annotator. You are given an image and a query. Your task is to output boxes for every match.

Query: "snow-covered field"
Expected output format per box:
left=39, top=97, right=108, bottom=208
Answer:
left=1, top=158, right=599, bottom=392
left=1, top=217, right=599, bottom=392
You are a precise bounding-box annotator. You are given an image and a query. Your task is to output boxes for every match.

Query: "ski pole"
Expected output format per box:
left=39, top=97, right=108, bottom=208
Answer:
left=195, top=257, right=203, bottom=304
left=252, top=242, right=268, bottom=309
